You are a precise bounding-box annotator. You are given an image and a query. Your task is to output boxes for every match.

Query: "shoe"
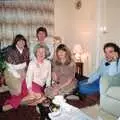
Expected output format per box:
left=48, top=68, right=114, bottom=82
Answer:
left=0, top=105, right=3, bottom=112
left=37, top=104, right=51, bottom=120
left=37, top=104, right=46, bottom=120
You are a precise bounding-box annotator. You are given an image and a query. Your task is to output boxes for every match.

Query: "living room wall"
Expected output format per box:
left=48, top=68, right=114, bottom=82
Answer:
left=1, top=0, right=119, bottom=75
left=54, top=0, right=97, bottom=75
left=54, top=0, right=120, bottom=75
left=0, top=0, right=54, bottom=48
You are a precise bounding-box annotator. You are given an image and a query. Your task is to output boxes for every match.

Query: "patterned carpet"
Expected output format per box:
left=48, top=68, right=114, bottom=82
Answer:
left=67, top=92, right=100, bottom=109
left=0, top=91, right=100, bottom=120
left=0, top=91, right=40, bottom=120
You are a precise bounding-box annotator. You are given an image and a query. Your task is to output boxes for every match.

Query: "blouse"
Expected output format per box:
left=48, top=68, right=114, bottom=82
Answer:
left=26, top=59, right=51, bottom=91
left=52, top=62, right=75, bottom=86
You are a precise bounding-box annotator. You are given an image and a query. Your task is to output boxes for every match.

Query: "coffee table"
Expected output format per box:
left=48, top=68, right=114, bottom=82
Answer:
left=40, top=96, right=97, bottom=120
left=48, top=102, right=93, bottom=120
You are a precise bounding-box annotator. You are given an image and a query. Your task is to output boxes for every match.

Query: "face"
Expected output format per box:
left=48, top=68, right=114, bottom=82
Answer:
left=37, top=31, right=46, bottom=42
left=57, top=50, right=66, bottom=60
left=16, top=39, right=25, bottom=50
left=104, top=47, right=116, bottom=62
left=36, top=48, right=45, bottom=61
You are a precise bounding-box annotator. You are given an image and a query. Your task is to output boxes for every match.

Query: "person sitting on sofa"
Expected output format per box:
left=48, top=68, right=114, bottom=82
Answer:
left=79, top=42, right=120, bottom=95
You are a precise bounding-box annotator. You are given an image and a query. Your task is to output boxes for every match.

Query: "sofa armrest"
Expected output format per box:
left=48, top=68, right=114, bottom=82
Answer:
left=109, top=73, right=120, bottom=86
left=100, top=75, right=110, bottom=95
left=100, top=73, right=120, bottom=95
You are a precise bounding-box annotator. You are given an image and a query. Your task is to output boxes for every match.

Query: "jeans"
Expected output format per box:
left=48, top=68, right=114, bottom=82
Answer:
left=78, top=77, right=100, bottom=95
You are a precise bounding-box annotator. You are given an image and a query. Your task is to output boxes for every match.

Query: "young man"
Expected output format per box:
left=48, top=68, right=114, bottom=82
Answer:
left=79, top=42, right=120, bottom=95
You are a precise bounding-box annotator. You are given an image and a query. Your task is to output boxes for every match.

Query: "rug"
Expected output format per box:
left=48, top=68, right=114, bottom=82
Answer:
left=0, top=91, right=40, bottom=120
left=81, top=105, right=118, bottom=120
left=0, top=90, right=100, bottom=120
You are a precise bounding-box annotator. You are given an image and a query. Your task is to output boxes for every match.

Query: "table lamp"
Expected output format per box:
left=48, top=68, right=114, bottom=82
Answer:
left=72, top=44, right=83, bottom=62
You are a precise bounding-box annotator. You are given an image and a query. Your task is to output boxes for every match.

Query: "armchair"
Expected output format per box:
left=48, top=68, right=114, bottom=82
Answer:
left=100, top=74, right=120, bottom=117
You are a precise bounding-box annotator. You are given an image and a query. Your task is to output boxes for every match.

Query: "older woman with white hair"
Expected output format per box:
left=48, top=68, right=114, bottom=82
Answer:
left=25, top=44, right=51, bottom=106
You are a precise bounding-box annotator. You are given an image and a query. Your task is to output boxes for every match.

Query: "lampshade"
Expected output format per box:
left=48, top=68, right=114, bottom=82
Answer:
left=72, top=44, right=83, bottom=62
left=73, top=44, right=83, bottom=54
left=81, top=52, right=89, bottom=62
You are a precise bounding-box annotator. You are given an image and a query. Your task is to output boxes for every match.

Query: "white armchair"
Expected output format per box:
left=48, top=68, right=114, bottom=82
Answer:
left=100, top=73, right=120, bottom=117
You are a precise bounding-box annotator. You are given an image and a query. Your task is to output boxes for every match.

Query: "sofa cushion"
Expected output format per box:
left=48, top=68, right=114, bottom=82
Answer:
left=106, top=87, right=120, bottom=101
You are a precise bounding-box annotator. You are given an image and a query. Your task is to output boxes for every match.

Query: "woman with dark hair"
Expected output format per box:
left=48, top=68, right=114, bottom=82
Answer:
left=45, top=44, right=77, bottom=98
left=6, top=34, right=29, bottom=65
left=0, top=34, right=29, bottom=112
left=12, top=34, right=28, bottom=49
left=78, top=42, right=120, bottom=95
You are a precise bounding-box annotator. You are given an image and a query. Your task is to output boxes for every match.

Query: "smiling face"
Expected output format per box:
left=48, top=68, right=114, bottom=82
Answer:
left=36, top=47, right=46, bottom=62
left=37, top=31, right=46, bottom=43
left=104, top=47, right=117, bottom=62
left=57, top=50, right=66, bottom=60
left=16, top=39, right=25, bottom=50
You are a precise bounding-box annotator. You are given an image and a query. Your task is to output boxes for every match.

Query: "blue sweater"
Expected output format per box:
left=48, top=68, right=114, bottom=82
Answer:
left=87, top=58, right=120, bottom=83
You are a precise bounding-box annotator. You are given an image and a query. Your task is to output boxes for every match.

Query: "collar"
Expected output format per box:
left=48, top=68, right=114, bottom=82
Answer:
left=16, top=45, right=23, bottom=54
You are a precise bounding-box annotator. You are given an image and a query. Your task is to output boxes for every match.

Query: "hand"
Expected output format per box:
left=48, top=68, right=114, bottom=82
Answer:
left=52, top=83, right=58, bottom=88
left=52, top=72, right=58, bottom=81
left=112, top=52, right=118, bottom=61
left=28, top=91, right=36, bottom=100
left=53, top=87, right=59, bottom=96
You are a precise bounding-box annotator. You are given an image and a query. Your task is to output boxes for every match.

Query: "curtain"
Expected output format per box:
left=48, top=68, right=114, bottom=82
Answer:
left=0, top=0, right=54, bottom=49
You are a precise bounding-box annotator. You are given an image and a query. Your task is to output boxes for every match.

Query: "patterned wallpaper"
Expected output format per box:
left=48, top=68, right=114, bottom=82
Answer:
left=0, top=0, right=54, bottom=48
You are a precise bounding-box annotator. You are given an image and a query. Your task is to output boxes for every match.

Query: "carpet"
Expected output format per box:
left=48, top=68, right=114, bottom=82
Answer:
left=0, top=90, right=100, bottom=120
left=66, top=93, right=118, bottom=120
left=0, top=91, right=40, bottom=120
left=0, top=106, right=40, bottom=120
left=81, top=105, right=118, bottom=120
left=81, top=105, right=99, bottom=119
left=99, top=109, right=117, bottom=120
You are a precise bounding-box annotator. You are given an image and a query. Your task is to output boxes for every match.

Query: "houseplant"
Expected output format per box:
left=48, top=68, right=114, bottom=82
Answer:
left=0, top=51, right=7, bottom=86
left=0, top=52, right=7, bottom=74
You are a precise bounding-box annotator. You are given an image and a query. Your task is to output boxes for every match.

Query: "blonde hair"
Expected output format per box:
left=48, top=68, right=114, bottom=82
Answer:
left=54, top=44, right=72, bottom=65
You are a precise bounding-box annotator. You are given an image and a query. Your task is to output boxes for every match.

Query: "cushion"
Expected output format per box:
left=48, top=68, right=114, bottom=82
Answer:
left=106, top=87, right=120, bottom=101
left=4, top=70, right=22, bottom=95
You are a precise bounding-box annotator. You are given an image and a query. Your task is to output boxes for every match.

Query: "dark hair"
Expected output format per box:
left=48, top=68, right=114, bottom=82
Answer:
left=12, top=34, right=28, bottom=49
left=36, top=27, right=48, bottom=37
left=103, top=42, right=120, bottom=57
left=54, top=44, right=72, bottom=65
